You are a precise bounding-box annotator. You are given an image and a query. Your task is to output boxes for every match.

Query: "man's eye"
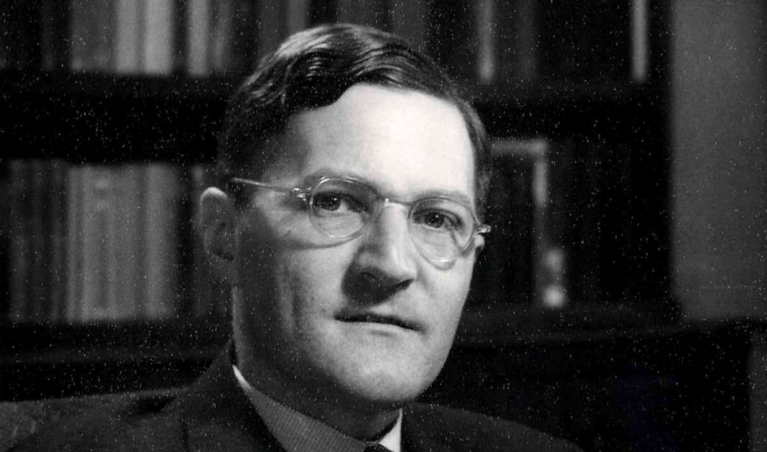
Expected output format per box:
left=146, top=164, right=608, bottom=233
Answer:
left=313, top=194, right=341, bottom=211
left=415, top=210, right=458, bottom=231
left=312, top=193, right=364, bottom=213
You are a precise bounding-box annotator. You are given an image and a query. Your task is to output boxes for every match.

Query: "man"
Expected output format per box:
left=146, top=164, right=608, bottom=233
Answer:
left=13, top=24, right=580, bottom=451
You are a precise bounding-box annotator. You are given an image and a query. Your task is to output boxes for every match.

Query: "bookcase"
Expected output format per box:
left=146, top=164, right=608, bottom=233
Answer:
left=1, top=1, right=681, bottom=445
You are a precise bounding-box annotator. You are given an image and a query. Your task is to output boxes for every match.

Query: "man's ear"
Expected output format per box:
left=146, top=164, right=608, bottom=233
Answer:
left=200, top=187, right=237, bottom=284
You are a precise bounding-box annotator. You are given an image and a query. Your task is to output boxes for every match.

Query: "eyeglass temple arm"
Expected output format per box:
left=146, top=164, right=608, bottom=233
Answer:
left=230, top=177, right=309, bottom=199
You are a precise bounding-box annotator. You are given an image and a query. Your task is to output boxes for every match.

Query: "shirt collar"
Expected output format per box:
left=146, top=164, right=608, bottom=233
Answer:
left=233, top=365, right=402, bottom=452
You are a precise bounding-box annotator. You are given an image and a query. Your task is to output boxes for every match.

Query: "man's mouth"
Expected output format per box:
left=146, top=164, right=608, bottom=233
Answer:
left=336, top=312, right=419, bottom=331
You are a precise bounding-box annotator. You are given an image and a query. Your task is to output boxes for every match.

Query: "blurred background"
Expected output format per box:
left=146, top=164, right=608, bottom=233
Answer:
left=0, top=1, right=765, bottom=450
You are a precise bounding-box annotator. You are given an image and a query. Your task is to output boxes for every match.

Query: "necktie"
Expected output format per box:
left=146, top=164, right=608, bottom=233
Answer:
left=364, top=444, right=392, bottom=452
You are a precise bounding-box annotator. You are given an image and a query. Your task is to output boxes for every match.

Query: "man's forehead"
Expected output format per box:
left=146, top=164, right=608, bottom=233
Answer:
left=262, top=84, right=476, bottom=202
left=289, top=85, right=469, bottom=148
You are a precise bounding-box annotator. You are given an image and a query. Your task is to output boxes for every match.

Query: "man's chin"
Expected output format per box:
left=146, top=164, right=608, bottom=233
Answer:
left=332, top=374, right=433, bottom=412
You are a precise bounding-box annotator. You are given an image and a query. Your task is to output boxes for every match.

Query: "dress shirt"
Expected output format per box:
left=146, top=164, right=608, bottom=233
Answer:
left=234, top=365, right=402, bottom=452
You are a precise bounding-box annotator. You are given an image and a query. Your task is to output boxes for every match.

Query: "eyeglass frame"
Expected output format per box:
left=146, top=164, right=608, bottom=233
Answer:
left=228, top=175, right=491, bottom=264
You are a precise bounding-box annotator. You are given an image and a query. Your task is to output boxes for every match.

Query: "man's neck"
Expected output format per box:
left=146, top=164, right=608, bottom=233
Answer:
left=235, top=346, right=401, bottom=440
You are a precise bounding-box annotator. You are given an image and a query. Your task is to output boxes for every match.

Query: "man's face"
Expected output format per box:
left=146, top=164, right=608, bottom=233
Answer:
left=231, top=84, right=482, bottom=411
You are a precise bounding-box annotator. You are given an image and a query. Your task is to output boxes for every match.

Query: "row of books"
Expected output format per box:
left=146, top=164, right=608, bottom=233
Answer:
left=65, top=0, right=405, bottom=76
left=432, top=0, right=651, bottom=85
left=69, top=0, right=256, bottom=75
left=470, top=136, right=649, bottom=309
left=0, top=0, right=257, bottom=75
left=1, top=160, right=229, bottom=324
left=0, top=142, right=567, bottom=324
left=3, top=136, right=646, bottom=323
left=468, top=139, right=569, bottom=310
left=1, top=0, right=651, bottom=83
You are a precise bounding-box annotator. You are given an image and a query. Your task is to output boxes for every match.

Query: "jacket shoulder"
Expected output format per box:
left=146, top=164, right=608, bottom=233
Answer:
left=404, top=403, right=583, bottom=452
left=8, top=391, right=182, bottom=452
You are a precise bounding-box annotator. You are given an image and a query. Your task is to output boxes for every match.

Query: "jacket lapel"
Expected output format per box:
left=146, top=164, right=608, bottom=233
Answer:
left=174, top=341, right=286, bottom=452
left=401, top=404, right=452, bottom=452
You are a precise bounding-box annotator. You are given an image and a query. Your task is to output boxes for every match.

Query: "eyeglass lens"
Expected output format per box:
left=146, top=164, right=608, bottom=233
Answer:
left=308, top=178, right=476, bottom=262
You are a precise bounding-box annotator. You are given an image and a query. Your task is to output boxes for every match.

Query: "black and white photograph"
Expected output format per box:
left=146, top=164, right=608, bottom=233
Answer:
left=1, top=1, right=766, bottom=451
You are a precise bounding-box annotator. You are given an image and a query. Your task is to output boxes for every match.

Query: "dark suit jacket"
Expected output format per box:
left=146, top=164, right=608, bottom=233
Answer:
left=11, top=346, right=581, bottom=452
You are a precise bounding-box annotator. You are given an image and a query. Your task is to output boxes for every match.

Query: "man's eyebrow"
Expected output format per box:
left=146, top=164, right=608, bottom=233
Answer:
left=300, top=169, right=476, bottom=208
left=299, top=168, right=350, bottom=184
left=415, top=189, right=475, bottom=207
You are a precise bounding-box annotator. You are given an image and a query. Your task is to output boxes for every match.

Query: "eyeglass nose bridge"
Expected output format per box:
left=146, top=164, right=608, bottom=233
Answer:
left=356, top=196, right=417, bottom=237
left=376, top=196, right=414, bottom=215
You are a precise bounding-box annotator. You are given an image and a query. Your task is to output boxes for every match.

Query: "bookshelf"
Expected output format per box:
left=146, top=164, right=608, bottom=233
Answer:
left=1, top=0, right=674, bottom=393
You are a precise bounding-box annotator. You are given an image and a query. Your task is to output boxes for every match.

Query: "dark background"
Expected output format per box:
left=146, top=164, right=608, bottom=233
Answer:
left=1, top=1, right=766, bottom=451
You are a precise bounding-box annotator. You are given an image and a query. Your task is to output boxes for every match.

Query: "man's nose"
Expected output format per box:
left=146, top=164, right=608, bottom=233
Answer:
left=354, top=204, right=418, bottom=286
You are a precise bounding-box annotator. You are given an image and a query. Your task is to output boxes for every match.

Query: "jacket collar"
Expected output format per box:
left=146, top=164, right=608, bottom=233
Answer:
left=174, top=341, right=285, bottom=452
left=172, top=341, right=447, bottom=452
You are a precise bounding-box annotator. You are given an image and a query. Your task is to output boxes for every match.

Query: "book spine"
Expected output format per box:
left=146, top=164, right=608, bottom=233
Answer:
left=209, top=0, right=234, bottom=73
left=8, top=160, right=31, bottom=322
left=41, top=0, right=70, bottom=71
left=426, top=3, right=476, bottom=84
left=27, top=160, right=49, bottom=322
left=115, top=0, right=142, bottom=73
left=143, top=0, right=175, bottom=74
left=143, top=164, right=183, bottom=320
left=5, top=160, right=68, bottom=323
left=79, top=165, right=115, bottom=322
left=213, top=0, right=247, bottom=74
left=471, top=144, right=536, bottom=307
left=471, top=139, right=566, bottom=309
left=186, top=0, right=210, bottom=76
left=68, top=0, right=88, bottom=71
left=540, top=142, right=569, bottom=309
left=391, top=0, right=427, bottom=51
left=631, top=0, right=649, bottom=83
left=112, top=164, right=146, bottom=321
left=30, top=160, right=63, bottom=322
left=0, top=162, right=11, bottom=322
left=188, top=164, right=208, bottom=317
left=256, top=0, right=285, bottom=61
left=285, top=0, right=310, bottom=36
left=0, top=0, right=43, bottom=71
left=96, top=0, right=116, bottom=71
left=494, top=0, right=538, bottom=82
left=335, top=0, right=390, bottom=29
left=70, top=0, right=115, bottom=72
left=48, top=160, right=69, bottom=322
left=476, top=0, right=496, bottom=84
left=66, top=165, right=85, bottom=323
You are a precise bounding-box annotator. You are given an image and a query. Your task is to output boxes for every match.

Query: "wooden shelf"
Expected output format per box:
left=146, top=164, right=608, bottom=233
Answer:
left=0, top=319, right=229, bottom=359
left=426, top=319, right=767, bottom=450
left=0, top=71, right=669, bottom=160
left=470, top=79, right=665, bottom=105
left=458, top=298, right=681, bottom=346
left=0, top=72, right=235, bottom=163
left=0, top=320, right=229, bottom=401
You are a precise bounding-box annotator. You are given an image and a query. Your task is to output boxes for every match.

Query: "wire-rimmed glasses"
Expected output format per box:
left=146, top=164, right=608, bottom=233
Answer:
left=230, top=175, right=491, bottom=265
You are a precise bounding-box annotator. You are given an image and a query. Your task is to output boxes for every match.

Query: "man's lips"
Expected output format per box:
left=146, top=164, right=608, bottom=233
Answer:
left=335, top=312, right=421, bottom=331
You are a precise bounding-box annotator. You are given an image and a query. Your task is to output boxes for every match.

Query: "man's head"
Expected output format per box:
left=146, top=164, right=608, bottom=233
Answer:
left=201, top=23, right=490, bottom=435
left=217, top=23, right=491, bottom=212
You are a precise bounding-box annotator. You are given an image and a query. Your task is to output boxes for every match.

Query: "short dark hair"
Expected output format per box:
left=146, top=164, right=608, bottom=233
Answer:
left=218, top=23, right=491, bottom=215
